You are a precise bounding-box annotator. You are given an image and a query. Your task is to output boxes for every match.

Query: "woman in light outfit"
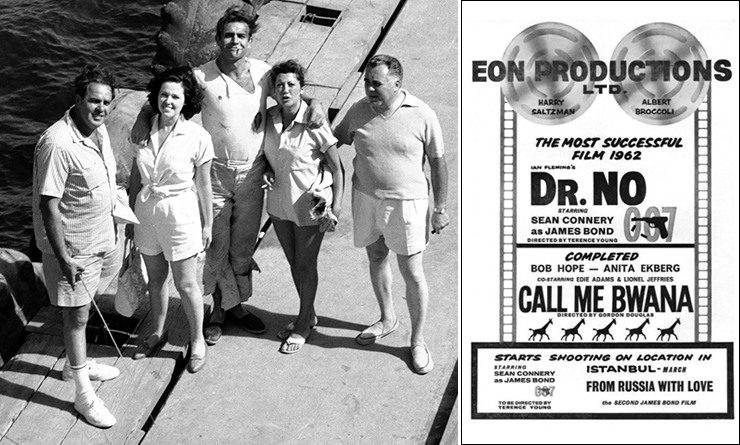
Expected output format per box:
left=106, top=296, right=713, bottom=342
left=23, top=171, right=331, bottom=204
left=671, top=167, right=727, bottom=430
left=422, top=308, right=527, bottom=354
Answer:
left=259, top=60, right=344, bottom=354
left=128, top=66, right=214, bottom=373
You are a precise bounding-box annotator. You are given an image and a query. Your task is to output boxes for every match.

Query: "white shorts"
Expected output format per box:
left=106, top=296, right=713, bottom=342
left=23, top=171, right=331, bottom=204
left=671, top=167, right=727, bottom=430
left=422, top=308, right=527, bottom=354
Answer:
left=43, top=248, right=121, bottom=307
left=352, top=188, right=429, bottom=256
left=134, top=190, right=203, bottom=262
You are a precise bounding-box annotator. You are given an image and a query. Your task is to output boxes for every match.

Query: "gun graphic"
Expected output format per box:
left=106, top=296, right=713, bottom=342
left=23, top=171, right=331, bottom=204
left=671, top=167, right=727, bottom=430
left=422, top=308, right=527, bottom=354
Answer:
left=631, top=216, right=669, bottom=239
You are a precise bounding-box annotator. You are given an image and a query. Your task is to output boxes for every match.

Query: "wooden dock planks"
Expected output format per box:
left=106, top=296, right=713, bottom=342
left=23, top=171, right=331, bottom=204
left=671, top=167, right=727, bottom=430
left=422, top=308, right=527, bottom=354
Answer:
left=60, top=291, right=191, bottom=444
left=24, top=305, right=64, bottom=337
left=0, top=1, right=408, bottom=442
left=249, top=1, right=305, bottom=62
left=0, top=333, right=64, bottom=439
left=306, top=7, right=384, bottom=90
left=0, top=280, right=190, bottom=444
left=267, top=15, right=333, bottom=69
left=0, top=344, right=115, bottom=445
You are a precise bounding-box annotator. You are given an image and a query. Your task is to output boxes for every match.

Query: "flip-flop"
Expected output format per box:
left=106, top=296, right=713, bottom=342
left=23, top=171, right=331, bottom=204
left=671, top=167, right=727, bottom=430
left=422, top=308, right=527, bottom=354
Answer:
left=279, top=333, right=307, bottom=354
left=133, top=332, right=169, bottom=360
left=411, top=343, right=434, bottom=375
left=356, top=318, right=399, bottom=346
left=277, top=315, right=319, bottom=340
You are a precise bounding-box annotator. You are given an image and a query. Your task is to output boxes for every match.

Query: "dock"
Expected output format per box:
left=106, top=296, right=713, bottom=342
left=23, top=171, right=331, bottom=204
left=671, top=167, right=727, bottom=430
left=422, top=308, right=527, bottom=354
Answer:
left=0, top=0, right=458, bottom=443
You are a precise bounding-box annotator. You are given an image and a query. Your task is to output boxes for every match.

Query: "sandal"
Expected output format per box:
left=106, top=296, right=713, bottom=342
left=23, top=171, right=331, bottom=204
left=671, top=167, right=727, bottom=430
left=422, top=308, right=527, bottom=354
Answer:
left=133, top=332, right=169, bottom=360
left=277, top=315, right=319, bottom=340
left=279, top=332, right=308, bottom=355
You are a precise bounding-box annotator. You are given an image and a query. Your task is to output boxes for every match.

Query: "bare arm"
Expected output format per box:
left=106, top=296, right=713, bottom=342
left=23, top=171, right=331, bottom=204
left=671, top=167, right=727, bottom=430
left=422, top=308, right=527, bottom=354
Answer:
left=194, top=160, right=213, bottom=250
left=303, top=96, right=326, bottom=129
left=428, top=155, right=450, bottom=234
left=254, top=151, right=274, bottom=190
left=130, top=102, right=154, bottom=145
left=125, top=162, right=143, bottom=239
left=40, top=195, right=83, bottom=288
left=128, top=161, right=142, bottom=209
left=324, top=145, right=344, bottom=218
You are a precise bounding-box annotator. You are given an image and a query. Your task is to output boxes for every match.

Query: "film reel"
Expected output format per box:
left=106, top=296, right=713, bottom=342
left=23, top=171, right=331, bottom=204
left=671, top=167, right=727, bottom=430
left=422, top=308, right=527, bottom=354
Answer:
left=502, top=22, right=598, bottom=125
left=611, top=23, right=709, bottom=125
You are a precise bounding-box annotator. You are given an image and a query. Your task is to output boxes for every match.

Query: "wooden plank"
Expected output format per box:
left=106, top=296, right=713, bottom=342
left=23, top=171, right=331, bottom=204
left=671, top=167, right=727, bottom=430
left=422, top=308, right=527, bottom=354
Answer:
left=332, top=79, right=366, bottom=128
left=267, top=18, right=332, bottom=68
left=303, top=85, right=340, bottom=113
left=307, top=8, right=385, bottom=89
left=348, top=0, right=403, bottom=19
left=25, top=305, right=64, bottom=337
left=1, top=344, right=116, bottom=445
left=250, top=1, right=304, bottom=62
left=330, top=70, right=362, bottom=112
left=61, top=287, right=190, bottom=444
left=0, top=334, right=65, bottom=438
left=310, top=0, right=352, bottom=9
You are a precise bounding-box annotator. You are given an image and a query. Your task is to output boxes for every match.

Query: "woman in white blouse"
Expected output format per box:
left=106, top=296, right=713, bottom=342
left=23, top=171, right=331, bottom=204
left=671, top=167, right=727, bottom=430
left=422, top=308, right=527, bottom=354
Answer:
left=128, top=66, right=214, bottom=373
left=259, top=60, right=344, bottom=354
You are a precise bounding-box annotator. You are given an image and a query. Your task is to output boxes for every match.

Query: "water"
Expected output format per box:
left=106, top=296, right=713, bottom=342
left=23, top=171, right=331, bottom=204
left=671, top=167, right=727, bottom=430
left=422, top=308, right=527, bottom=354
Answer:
left=0, top=0, right=165, bottom=254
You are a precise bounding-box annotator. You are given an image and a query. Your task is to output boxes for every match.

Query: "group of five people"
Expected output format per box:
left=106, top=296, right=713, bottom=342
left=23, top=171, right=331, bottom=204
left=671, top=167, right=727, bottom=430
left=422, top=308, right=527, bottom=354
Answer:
left=32, top=6, right=448, bottom=429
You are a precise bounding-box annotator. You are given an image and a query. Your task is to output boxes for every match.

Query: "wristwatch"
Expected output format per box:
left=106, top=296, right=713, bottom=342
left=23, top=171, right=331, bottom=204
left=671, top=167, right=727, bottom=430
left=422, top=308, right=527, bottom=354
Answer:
left=433, top=207, right=447, bottom=215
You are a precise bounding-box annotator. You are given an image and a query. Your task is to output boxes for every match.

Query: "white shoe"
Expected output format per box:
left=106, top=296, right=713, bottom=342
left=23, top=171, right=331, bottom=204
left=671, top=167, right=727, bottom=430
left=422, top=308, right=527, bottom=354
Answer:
left=63, top=360, right=120, bottom=382
left=74, top=394, right=117, bottom=428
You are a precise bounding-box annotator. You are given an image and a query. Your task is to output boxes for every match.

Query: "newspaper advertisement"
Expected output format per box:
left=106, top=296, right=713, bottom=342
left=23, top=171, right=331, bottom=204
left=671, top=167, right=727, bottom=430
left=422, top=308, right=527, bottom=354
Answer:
left=461, top=2, right=739, bottom=442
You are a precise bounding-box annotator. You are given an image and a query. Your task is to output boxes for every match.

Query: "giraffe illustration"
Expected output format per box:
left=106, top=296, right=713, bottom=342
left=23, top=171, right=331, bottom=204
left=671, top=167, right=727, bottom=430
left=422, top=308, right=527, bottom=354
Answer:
left=625, top=318, right=650, bottom=341
left=528, top=319, right=553, bottom=341
left=657, top=318, right=681, bottom=341
left=592, top=319, right=617, bottom=341
left=561, top=318, right=586, bottom=341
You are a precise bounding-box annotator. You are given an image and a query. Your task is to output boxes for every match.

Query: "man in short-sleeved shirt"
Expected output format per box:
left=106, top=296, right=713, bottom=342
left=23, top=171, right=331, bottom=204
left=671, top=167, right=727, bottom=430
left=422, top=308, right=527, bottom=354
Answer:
left=32, top=65, right=121, bottom=428
left=335, top=55, right=449, bottom=375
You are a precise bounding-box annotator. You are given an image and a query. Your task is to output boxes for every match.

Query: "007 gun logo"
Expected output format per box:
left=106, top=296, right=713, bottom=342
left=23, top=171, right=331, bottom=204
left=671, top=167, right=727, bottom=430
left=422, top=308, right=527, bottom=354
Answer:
left=625, top=206, right=676, bottom=242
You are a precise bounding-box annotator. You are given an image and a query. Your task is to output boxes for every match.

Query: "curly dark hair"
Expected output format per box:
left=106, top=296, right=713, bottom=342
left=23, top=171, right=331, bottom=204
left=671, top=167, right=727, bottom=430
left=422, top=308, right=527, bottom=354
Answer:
left=269, top=59, right=306, bottom=88
left=74, top=64, right=117, bottom=99
left=216, top=6, right=259, bottom=40
left=146, top=66, right=203, bottom=120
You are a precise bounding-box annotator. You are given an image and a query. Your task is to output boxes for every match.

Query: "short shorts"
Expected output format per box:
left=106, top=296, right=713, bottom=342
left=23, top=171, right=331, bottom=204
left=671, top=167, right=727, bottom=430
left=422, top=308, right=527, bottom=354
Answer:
left=42, top=248, right=121, bottom=307
left=134, top=189, right=203, bottom=262
left=352, top=188, right=429, bottom=256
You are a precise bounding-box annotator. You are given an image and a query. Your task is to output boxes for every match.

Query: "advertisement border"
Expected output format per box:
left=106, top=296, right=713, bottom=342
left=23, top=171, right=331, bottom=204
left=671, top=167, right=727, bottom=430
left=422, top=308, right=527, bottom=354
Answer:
left=471, top=342, right=734, bottom=419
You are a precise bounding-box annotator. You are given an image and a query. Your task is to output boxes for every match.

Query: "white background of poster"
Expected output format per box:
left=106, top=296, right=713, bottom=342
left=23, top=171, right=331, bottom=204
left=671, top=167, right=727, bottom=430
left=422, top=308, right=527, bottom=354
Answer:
left=460, top=1, right=739, bottom=442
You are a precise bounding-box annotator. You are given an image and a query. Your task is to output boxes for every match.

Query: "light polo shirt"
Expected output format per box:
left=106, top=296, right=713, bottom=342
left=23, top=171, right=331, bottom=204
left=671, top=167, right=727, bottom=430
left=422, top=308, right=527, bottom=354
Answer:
left=334, top=90, right=444, bottom=200
left=32, top=109, right=117, bottom=256
left=263, top=101, right=337, bottom=225
left=137, top=115, right=215, bottom=200
left=194, top=58, right=271, bottom=167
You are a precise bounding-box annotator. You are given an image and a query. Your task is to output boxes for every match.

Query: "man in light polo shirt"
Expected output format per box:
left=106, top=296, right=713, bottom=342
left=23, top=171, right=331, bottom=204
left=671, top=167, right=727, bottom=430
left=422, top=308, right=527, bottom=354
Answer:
left=335, top=55, right=450, bottom=374
left=32, top=65, right=121, bottom=428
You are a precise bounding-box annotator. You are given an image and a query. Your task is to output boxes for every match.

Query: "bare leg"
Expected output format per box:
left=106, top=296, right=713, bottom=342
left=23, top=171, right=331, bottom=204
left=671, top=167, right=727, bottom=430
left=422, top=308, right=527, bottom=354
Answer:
left=273, top=219, right=324, bottom=339
left=396, top=251, right=428, bottom=348
left=171, top=254, right=206, bottom=357
left=142, top=253, right=170, bottom=338
left=365, top=236, right=397, bottom=329
left=62, top=304, right=91, bottom=369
